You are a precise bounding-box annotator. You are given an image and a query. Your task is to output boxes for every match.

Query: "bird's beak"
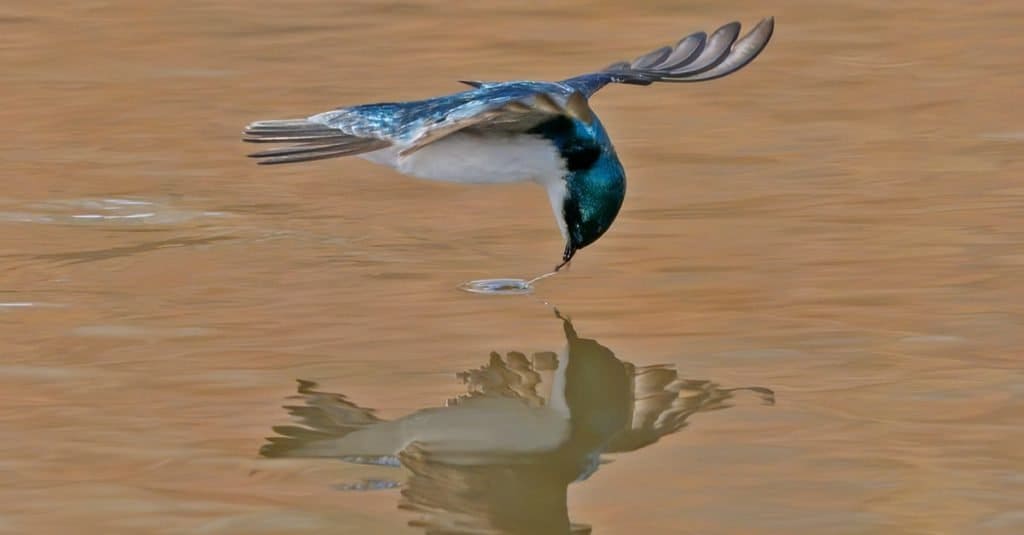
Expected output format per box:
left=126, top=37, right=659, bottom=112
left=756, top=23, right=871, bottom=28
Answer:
left=555, top=242, right=577, bottom=271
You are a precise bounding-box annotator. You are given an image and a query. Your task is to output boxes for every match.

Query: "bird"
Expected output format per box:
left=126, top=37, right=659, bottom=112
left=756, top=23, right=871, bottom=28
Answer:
left=243, top=17, right=775, bottom=272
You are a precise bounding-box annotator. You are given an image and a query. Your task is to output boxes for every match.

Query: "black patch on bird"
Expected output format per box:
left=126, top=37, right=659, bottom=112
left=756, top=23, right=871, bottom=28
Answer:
left=528, top=116, right=601, bottom=172
left=565, top=145, right=601, bottom=172
left=562, top=194, right=582, bottom=250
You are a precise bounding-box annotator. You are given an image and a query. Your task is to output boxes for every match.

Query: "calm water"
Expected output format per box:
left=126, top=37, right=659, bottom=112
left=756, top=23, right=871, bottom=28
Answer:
left=2, top=1, right=1023, bottom=533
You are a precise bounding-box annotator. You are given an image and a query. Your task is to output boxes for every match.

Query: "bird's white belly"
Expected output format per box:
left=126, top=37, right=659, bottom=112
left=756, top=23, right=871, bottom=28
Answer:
left=360, top=132, right=566, bottom=186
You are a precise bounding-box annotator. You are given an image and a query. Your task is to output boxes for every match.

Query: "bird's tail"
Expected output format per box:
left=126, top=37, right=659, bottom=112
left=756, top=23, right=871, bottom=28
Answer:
left=242, top=119, right=390, bottom=165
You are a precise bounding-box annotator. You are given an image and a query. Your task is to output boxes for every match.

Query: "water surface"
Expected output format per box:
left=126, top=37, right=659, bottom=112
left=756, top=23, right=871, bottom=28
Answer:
left=2, top=1, right=1023, bottom=533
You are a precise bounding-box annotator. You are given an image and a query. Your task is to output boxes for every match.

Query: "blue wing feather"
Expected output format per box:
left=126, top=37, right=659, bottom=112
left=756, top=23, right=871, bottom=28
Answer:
left=559, top=73, right=623, bottom=98
left=309, top=81, right=575, bottom=143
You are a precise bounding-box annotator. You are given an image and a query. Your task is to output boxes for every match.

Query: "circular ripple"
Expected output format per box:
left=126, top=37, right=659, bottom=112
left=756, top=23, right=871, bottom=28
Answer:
left=458, top=278, right=534, bottom=295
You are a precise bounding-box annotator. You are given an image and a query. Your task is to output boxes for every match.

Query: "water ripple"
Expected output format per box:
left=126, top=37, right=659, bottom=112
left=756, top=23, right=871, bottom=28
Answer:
left=0, top=198, right=229, bottom=227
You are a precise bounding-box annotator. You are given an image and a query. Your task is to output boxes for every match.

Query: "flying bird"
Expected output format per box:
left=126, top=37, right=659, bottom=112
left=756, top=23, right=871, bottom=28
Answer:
left=243, top=17, right=774, bottom=271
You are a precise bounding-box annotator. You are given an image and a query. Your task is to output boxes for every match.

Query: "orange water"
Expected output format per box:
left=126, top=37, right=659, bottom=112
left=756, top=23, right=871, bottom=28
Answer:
left=2, top=1, right=1023, bottom=533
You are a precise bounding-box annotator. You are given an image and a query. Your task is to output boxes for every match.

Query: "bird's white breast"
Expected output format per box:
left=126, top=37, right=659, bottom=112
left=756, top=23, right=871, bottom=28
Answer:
left=360, top=131, right=566, bottom=186
left=359, top=131, right=571, bottom=241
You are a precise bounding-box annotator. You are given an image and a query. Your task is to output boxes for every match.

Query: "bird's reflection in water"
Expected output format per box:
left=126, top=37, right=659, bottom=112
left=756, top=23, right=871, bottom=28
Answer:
left=261, top=312, right=774, bottom=534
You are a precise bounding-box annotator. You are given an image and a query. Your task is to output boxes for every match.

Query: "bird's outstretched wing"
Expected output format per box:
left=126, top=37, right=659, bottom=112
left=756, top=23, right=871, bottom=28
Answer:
left=241, top=120, right=392, bottom=165
left=243, top=83, right=592, bottom=165
left=603, top=364, right=776, bottom=454
left=243, top=17, right=772, bottom=165
left=562, top=17, right=774, bottom=98
left=260, top=379, right=386, bottom=459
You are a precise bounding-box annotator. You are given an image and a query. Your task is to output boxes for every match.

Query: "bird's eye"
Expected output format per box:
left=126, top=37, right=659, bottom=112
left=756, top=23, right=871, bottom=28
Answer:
left=566, top=146, right=600, bottom=171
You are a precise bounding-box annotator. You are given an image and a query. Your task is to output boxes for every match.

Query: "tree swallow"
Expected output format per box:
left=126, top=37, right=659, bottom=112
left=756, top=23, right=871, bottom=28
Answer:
left=243, top=18, right=774, bottom=271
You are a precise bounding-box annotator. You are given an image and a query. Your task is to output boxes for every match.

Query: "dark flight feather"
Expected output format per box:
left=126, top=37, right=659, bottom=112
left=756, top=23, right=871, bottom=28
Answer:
left=562, top=17, right=774, bottom=96
left=243, top=119, right=391, bottom=165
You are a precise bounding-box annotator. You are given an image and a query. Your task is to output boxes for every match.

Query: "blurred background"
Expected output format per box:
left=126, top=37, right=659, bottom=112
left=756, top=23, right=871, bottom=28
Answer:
left=2, top=0, right=1023, bottom=533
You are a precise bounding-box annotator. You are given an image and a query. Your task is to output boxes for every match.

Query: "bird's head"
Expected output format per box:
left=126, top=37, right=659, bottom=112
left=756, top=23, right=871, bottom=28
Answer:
left=531, top=114, right=626, bottom=265
left=563, top=147, right=626, bottom=259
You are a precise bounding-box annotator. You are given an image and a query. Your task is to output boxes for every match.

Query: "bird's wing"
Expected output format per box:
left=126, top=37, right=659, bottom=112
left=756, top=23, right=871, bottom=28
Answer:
left=242, top=119, right=392, bottom=165
left=602, top=364, right=775, bottom=454
left=561, top=17, right=774, bottom=98
left=260, top=379, right=387, bottom=459
left=242, top=83, right=593, bottom=165
left=392, top=89, right=594, bottom=157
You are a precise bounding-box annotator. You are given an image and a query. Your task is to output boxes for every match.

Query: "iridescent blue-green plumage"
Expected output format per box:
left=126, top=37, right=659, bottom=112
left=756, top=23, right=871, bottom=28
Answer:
left=528, top=115, right=626, bottom=257
left=311, top=82, right=580, bottom=143
left=243, top=17, right=774, bottom=269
